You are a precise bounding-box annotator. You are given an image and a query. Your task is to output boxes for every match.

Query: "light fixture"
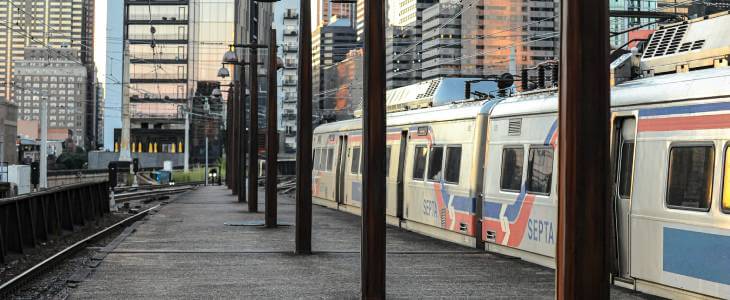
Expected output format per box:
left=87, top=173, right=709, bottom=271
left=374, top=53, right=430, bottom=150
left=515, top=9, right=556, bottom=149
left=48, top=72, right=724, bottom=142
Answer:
left=222, top=50, right=239, bottom=64
left=211, top=88, right=222, bottom=97
left=217, top=65, right=230, bottom=78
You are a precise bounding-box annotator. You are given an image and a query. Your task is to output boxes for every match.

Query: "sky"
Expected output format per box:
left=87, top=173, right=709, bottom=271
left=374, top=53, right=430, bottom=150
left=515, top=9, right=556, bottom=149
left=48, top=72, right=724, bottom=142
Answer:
left=94, top=0, right=124, bottom=150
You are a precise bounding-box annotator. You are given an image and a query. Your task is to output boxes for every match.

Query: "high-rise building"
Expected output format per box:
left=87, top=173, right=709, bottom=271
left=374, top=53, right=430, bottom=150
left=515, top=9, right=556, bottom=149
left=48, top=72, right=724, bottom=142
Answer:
left=461, top=0, right=559, bottom=78
left=421, top=1, right=462, bottom=80
left=12, top=47, right=88, bottom=146
left=0, top=0, right=96, bottom=147
left=322, top=49, right=363, bottom=121
left=0, top=100, right=18, bottom=164
left=121, top=0, right=238, bottom=156
left=122, top=0, right=191, bottom=152
left=275, top=3, right=300, bottom=152
left=0, top=0, right=94, bottom=101
left=312, top=18, right=359, bottom=121
left=386, top=0, right=435, bottom=89
left=315, top=0, right=353, bottom=27
left=386, top=26, right=422, bottom=89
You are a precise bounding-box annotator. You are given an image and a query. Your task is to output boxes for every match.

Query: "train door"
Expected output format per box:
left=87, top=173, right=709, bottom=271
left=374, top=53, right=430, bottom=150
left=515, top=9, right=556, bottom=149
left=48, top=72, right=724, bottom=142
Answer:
left=612, top=116, right=636, bottom=280
left=335, top=136, right=348, bottom=205
left=396, top=130, right=408, bottom=219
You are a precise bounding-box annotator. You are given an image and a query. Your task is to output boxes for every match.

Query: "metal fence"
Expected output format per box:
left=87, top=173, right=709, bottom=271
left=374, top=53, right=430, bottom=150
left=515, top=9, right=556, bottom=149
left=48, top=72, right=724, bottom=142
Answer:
left=0, top=181, right=110, bottom=264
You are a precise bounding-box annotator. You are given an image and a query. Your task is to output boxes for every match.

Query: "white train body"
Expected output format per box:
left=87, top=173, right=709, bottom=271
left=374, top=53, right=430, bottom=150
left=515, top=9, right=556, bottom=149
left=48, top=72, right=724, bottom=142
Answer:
left=311, top=66, right=730, bottom=299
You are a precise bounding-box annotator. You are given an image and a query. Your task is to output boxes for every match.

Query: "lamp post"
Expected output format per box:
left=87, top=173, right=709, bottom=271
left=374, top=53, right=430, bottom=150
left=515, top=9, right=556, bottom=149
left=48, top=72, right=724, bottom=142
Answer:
left=219, top=55, right=248, bottom=204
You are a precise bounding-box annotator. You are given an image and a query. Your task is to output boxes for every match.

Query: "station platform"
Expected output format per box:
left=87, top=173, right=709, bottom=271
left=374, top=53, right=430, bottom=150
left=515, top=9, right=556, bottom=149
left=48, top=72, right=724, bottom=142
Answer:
left=70, top=186, right=650, bottom=299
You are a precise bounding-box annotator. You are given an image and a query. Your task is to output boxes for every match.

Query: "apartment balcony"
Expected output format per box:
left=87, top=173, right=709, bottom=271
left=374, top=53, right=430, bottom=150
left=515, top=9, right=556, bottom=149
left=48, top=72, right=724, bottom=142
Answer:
left=130, top=52, right=187, bottom=64
left=127, top=14, right=188, bottom=25
left=283, top=30, right=297, bottom=36
left=128, top=33, right=188, bottom=44
left=126, top=0, right=188, bottom=5
left=284, top=60, right=298, bottom=69
left=130, top=72, right=187, bottom=83
left=282, top=110, right=297, bottom=120
left=130, top=112, right=185, bottom=122
left=284, top=10, right=299, bottom=19
left=130, top=93, right=187, bottom=103
left=283, top=44, right=298, bottom=53
left=283, top=78, right=297, bottom=86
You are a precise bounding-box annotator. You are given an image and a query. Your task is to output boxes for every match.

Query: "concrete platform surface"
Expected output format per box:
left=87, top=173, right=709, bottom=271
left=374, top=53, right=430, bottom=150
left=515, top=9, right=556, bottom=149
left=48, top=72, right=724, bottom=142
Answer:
left=70, top=186, right=653, bottom=299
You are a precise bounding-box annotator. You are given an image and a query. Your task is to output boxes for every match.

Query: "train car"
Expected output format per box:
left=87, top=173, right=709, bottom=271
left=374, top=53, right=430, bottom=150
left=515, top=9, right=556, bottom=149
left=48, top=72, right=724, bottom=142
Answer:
left=312, top=78, right=500, bottom=245
left=312, top=12, right=730, bottom=300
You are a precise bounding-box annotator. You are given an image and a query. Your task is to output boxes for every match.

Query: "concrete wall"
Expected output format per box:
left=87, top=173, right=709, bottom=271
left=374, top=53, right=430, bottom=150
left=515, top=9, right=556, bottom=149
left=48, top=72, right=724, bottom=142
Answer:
left=48, top=172, right=108, bottom=188
left=88, top=151, right=185, bottom=170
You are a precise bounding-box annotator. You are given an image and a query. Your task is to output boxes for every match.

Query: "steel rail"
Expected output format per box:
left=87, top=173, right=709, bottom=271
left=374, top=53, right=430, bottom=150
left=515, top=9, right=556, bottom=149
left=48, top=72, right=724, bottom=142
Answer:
left=0, top=204, right=161, bottom=297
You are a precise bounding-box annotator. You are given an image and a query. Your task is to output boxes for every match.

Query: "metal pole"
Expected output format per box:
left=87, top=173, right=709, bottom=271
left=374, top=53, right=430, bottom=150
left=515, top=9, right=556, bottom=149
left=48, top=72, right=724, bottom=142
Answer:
left=556, top=0, right=610, bottom=298
left=226, top=85, right=234, bottom=189
left=119, top=42, right=132, bottom=162
left=265, top=28, right=278, bottom=228
left=362, top=0, right=387, bottom=296
left=248, top=47, right=259, bottom=212
left=295, top=0, right=313, bottom=254
left=231, top=78, right=239, bottom=194
left=205, top=136, right=209, bottom=186
left=239, top=63, right=248, bottom=203
left=184, top=109, right=190, bottom=172
left=39, top=95, right=48, bottom=189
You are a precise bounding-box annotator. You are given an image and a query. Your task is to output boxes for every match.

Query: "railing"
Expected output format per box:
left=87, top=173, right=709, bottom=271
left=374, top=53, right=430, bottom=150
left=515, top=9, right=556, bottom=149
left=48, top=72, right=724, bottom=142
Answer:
left=131, top=111, right=185, bottom=120
left=127, top=14, right=188, bottom=21
left=283, top=79, right=297, bottom=85
left=128, top=34, right=188, bottom=41
left=130, top=73, right=187, bottom=80
left=284, top=10, right=299, bottom=19
left=131, top=52, right=187, bottom=61
left=0, top=181, right=110, bottom=264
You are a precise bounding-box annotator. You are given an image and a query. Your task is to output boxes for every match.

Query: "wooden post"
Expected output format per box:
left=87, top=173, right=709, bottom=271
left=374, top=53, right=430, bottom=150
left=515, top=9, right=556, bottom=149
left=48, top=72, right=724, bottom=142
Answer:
left=556, top=0, right=610, bottom=298
left=248, top=47, right=259, bottom=212
left=295, top=0, right=313, bottom=254
left=362, top=0, right=387, bottom=297
left=265, top=28, right=278, bottom=227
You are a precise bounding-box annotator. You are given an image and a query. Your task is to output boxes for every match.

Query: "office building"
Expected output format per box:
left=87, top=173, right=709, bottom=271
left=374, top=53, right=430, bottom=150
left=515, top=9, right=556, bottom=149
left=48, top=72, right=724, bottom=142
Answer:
left=12, top=47, right=88, bottom=146
left=312, top=18, right=359, bottom=120
left=121, top=0, right=237, bottom=156
left=0, top=99, right=18, bottom=164
left=322, top=49, right=363, bottom=121
left=274, top=2, right=300, bottom=152
left=0, top=0, right=96, bottom=147
left=421, top=1, right=462, bottom=80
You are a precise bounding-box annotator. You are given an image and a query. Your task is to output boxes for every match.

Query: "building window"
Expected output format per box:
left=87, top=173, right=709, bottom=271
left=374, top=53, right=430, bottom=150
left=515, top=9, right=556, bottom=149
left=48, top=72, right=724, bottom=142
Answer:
left=666, top=145, right=714, bottom=211
left=326, top=148, right=334, bottom=171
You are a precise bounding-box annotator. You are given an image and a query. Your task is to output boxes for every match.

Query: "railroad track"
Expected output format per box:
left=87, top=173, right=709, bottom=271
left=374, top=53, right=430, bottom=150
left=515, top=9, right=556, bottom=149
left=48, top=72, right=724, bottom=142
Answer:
left=0, top=185, right=196, bottom=297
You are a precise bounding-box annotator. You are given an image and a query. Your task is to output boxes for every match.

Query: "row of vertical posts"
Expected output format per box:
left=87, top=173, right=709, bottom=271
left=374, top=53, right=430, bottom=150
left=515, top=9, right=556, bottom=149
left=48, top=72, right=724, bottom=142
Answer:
left=0, top=182, right=111, bottom=264
left=271, top=0, right=609, bottom=297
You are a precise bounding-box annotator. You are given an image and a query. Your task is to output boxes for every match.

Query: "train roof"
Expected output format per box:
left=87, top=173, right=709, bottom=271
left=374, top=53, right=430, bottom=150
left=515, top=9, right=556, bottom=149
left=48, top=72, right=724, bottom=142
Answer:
left=490, top=67, right=730, bottom=118
left=314, top=99, right=497, bottom=134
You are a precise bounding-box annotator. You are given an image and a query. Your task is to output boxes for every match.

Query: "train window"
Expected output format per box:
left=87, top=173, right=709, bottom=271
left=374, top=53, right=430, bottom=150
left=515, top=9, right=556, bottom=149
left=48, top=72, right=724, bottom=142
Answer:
left=428, top=146, right=444, bottom=182
left=351, top=147, right=361, bottom=174
left=722, top=147, right=730, bottom=214
left=313, top=148, right=321, bottom=170
left=618, top=141, right=635, bottom=198
left=445, top=146, right=462, bottom=184
left=326, top=148, right=334, bottom=171
left=666, top=145, right=714, bottom=211
left=413, top=146, right=428, bottom=180
left=500, top=147, right=524, bottom=192
left=385, top=146, right=392, bottom=178
left=526, top=147, right=554, bottom=195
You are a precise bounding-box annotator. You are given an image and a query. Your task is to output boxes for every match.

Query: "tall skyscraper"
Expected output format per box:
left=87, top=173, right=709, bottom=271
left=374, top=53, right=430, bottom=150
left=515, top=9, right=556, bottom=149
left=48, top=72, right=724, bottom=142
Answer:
left=0, top=0, right=96, bottom=145
left=275, top=2, right=300, bottom=152
left=312, top=18, right=358, bottom=121
left=121, top=0, right=191, bottom=152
